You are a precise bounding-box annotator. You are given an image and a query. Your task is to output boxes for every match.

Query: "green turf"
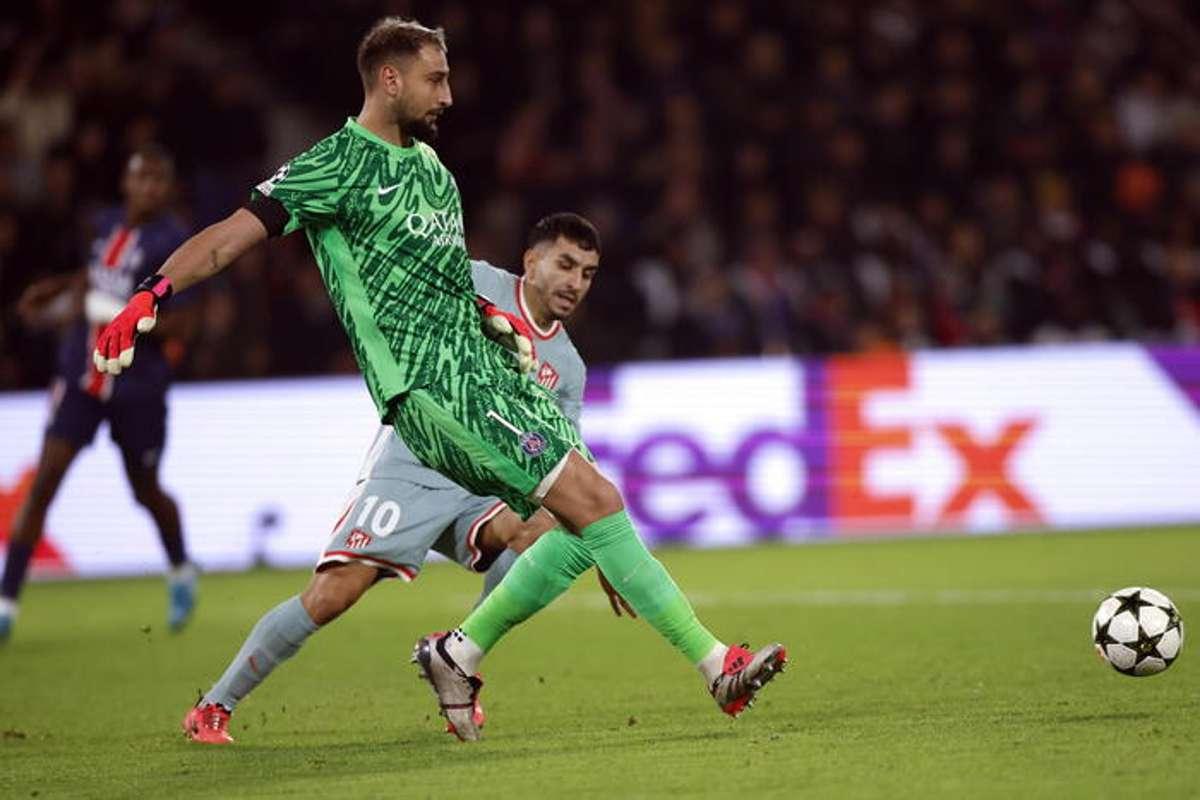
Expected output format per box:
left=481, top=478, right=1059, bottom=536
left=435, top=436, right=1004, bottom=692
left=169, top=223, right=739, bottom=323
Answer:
left=1, top=527, right=1197, bottom=799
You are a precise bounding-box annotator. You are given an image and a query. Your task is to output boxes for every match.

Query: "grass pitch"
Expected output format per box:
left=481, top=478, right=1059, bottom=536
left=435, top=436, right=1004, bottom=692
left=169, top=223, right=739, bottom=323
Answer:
left=1, top=527, right=1197, bottom=799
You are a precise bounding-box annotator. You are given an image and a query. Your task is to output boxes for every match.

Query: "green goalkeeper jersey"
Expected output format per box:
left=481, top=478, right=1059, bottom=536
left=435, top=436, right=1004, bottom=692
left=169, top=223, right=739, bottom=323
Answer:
left=251, top=117, right=478, bottom=415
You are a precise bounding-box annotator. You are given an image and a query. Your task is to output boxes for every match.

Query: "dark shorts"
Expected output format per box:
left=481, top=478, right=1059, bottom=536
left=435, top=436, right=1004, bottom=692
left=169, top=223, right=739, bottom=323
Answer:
left=45, top=377, right=167, bottom=467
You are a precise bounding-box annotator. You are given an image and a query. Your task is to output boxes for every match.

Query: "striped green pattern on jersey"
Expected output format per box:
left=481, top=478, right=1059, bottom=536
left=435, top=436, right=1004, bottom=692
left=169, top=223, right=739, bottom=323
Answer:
left=253, top=118, right=479, bottom=414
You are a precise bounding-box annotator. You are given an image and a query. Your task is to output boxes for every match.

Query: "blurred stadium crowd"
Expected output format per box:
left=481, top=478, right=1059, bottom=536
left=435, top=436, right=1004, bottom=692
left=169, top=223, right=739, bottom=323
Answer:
left=3, top=0, right=1200, bottom=389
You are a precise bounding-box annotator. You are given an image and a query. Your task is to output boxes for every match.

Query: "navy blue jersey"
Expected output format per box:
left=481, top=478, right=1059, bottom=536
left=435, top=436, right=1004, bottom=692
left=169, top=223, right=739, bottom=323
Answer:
left=57, top=206, right=187, bottom=399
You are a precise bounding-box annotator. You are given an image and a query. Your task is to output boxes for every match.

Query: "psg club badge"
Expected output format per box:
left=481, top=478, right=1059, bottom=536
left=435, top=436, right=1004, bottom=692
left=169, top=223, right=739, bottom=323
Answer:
left=520, top=431, right=548, bottom=457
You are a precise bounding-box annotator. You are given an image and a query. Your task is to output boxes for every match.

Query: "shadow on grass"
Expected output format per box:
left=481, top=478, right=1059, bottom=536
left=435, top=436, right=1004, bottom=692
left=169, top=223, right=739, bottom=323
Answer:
left=110, top=725, right=749, bottom=796
left=165, top=725, right=743, bottom=770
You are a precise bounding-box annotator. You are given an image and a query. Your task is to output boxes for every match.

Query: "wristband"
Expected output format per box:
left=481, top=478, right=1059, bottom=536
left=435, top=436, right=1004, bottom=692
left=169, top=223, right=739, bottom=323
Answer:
left=135, top=274, right=174, bottom=304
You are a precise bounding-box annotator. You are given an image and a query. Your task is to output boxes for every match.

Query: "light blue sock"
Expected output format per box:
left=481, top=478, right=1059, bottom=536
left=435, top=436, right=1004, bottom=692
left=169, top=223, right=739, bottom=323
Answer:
left=204, top=596, right=318, bottom=711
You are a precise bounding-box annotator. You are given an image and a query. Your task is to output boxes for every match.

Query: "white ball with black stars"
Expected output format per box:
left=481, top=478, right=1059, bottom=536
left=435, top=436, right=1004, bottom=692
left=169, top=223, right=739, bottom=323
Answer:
left=1092, top=587, right=1184, bottom=677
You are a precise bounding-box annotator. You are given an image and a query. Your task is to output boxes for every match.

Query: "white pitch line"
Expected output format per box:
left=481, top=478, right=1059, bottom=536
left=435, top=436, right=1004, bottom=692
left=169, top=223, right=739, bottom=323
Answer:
left=441, top=588, right=1200, bottom=612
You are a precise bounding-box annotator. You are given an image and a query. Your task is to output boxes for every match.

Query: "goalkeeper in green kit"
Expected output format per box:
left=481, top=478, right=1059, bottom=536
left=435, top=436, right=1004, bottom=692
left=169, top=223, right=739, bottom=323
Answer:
left=93, top=17, right=787, bottom=741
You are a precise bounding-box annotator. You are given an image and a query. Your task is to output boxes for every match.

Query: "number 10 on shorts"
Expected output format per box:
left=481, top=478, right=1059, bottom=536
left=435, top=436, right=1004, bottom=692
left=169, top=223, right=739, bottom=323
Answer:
left=352, top=494, right=401, bottom=537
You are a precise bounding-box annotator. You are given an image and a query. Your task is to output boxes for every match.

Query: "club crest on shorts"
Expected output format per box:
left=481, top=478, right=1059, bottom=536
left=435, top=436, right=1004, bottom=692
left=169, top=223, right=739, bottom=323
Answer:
left=345, top=529, right=372, bottom=550
left=519, top=431, right=548, bottom=457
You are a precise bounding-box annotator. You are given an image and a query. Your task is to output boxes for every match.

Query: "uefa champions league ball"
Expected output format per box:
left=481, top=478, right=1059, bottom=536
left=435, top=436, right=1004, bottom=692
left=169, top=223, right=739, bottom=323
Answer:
left=1092, top=587, right=1184, bottom=676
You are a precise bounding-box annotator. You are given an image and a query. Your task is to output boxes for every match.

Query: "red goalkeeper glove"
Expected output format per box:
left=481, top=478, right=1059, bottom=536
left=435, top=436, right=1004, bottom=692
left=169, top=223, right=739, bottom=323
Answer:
left=476, top=295, right=537, bottom=375
left=92, top=275, right=173, bottom=376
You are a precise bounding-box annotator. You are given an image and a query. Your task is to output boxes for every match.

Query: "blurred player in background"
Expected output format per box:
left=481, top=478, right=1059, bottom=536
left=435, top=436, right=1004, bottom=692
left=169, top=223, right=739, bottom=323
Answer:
left=2, top=145, right=197, bottom=643
left=93, top=17, right=784, bottom=742
left=183, top=213, right=630, bottom=743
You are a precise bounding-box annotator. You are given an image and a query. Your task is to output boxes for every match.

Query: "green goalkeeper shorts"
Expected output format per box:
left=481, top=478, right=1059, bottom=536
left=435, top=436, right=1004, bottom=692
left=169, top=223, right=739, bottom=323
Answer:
left=388, top=343, right=588, bottom=520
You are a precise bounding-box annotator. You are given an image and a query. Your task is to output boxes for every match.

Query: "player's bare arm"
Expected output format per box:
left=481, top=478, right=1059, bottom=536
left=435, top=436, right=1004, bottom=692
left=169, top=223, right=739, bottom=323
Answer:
left=157, top=208, right=267, bottom=293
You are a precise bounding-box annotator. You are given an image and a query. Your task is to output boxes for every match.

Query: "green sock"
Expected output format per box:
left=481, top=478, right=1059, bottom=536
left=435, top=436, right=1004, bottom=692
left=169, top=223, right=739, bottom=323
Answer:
left=460, top=528, right=594, bottom=651
left=580, top=510, right=718, bottom=663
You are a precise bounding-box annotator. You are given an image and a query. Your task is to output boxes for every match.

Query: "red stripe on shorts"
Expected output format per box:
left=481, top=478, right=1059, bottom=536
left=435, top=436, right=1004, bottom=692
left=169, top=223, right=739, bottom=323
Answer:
left=466, top=501, right=507, bottom=571
left=320, top=551, right=418, bottom=581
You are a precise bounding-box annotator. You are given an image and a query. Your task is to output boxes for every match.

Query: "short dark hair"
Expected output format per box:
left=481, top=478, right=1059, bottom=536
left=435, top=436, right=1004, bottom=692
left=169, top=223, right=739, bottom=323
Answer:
left=527, top=212, right=601, bottom=255
left=357, top=17, right=447, bottom=89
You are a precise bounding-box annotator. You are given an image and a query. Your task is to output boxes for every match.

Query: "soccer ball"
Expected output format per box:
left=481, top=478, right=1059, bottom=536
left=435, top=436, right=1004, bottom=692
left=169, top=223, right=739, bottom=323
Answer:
left=1092, top=587, right=1184, bottom=676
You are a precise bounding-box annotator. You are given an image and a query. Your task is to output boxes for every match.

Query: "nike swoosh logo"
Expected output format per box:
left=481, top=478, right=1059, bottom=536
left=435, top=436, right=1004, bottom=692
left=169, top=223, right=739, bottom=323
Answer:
left=378, top=184, right=401, bottom=196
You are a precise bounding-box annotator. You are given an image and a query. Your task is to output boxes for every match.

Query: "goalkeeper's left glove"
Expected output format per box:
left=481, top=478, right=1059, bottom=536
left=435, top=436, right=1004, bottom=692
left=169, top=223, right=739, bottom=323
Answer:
left=476, top=295, right=537, bottom=375
left=92, top=275, right=173, bottom=375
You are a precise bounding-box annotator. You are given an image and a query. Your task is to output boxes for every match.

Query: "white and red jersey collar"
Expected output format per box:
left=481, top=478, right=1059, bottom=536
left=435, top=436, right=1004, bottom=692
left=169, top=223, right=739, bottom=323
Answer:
left=516, top=276, right=562, bottom=340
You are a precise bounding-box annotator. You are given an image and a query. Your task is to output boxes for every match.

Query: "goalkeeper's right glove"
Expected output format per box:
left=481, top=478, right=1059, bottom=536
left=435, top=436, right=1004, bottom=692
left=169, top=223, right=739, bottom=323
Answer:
left=92, top=275, right=173, bottom=375
left=476, top=295, right=537, bottom=375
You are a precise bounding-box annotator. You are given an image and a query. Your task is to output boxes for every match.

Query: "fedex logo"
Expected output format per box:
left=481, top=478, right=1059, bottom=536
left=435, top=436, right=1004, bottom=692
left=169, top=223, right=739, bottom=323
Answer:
left=824, top=354, right=1041, bottom=532
left=4, top=345, right=1200, bottom=579
left=582, top=354, right=1043, bottom=543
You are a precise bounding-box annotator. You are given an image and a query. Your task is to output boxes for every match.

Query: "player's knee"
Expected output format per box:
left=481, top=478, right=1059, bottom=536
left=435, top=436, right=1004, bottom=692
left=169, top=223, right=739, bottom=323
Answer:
left=507, top=527, right=539, bottom=554
left=302, top=566, right=373, bottom=625
left=130, top=483, right=162, bottom=509
left=595, top=477, right=625, bottom=517
left=544, top=455, right=626, bottom=532
left=576, top=471, right=624, bottom=521
left=28, top=467, right=67, bottom=505
left=300, top=585, right=353, bottom=626
left=23, top=482, right=56, bottom=510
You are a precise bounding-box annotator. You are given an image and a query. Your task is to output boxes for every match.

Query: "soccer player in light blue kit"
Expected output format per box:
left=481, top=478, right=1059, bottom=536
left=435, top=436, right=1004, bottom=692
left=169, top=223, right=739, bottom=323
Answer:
left=183, top=213, right=628, bottom=742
